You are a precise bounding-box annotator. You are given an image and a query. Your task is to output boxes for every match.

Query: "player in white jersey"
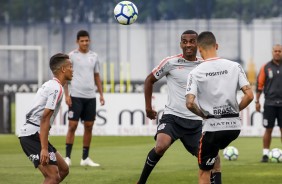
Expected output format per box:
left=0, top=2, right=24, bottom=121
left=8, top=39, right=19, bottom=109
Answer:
left=19, top=53, right=73, bottom=184
left=64, top=30, right=105, bottom=167
left=137, top=30, right=221, bottom=184
left=186, top=31, right=253, bottom=184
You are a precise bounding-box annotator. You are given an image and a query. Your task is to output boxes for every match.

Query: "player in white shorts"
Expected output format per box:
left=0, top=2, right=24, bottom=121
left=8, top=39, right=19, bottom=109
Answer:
left=186, top=31, right=254, bottom=184
left=64, top=30, right=105, bottom=167
left=19, top=53, right=73, bottom=183
left=137, top=30, right=221, bottom=184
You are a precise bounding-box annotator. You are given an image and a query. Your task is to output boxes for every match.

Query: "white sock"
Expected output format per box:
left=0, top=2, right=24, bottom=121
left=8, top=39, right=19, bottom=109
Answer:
left=263, top=149, right=269, bottom=156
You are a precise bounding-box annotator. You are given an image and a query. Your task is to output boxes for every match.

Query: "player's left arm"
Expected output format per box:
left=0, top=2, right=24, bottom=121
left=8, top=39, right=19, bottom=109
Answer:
left=239, top=85, right=254, bottom=111
left=94, top=73, right=105, bottom=106
left=40, top=108, right=54, bottom=166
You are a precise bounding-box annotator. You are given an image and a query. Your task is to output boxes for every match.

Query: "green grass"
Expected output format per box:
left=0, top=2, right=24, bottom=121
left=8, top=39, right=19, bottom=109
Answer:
left=0, top=135, right=281, bottom=184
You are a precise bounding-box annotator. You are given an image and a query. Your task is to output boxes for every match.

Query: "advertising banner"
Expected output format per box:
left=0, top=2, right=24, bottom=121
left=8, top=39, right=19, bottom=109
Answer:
left=15, top=93, right=280, bottom=136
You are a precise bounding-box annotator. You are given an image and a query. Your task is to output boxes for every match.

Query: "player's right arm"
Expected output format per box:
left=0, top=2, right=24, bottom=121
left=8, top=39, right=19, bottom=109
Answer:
left=64, top=83, right=72, bottom=107
left=239, top=85, right=254, bottom=111
left=255, top=64, right=266, bottom=112
left=144, top=73, right=158, bottom=120
left=39, top=108, right=54, bottom=166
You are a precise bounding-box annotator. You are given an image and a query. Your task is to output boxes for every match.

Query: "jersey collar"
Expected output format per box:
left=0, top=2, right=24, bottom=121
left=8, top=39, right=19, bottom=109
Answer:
left=53, top=77, right=62, bottom=85
left=205, top=57, right=220, bottom=62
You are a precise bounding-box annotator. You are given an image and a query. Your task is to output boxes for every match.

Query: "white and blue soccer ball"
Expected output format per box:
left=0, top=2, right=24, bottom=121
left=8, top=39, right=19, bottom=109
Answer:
left=268, top=148, right=282, bottom=163
left=114, top=1, right=138, bottom=25
left=223, top=146, right=239, bottom=161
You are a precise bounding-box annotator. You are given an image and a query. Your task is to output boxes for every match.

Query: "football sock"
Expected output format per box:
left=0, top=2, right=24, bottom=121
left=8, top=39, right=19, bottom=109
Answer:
left=82, top=146, right=90, bottom=160
left=137, top=148, right=162, bottom=184
left=66, top=143, right=73, bottom=158
left=213, top=172, right=222, bottom=184
left=263, top=149, right=269, bottom=156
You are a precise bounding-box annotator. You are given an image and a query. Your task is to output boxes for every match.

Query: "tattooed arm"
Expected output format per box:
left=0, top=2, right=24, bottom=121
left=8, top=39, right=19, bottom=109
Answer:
left=239, top=85, right=254, bottom=111
left=186, top=94, right=206, bottom=119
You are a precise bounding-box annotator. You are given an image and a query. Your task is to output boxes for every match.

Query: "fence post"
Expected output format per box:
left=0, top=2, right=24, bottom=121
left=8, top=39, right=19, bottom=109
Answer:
left=0, top=93, right=12, bottom=133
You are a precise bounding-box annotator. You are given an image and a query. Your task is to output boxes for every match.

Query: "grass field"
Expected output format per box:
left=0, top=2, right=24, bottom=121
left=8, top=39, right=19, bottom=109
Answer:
left=0, top=135, right=281, bottom=184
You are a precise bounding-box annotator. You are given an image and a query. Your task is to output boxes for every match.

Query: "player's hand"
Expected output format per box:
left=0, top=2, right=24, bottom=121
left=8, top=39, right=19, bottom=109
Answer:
left=100, top=96, right=105, bottom=106
left=40, top=148, right=50, bottom=166
left=65, top=95, right=72, bottom=107
left=255, top=102, right=261, bottom=112
left=146, top=108, right=157, bottom=120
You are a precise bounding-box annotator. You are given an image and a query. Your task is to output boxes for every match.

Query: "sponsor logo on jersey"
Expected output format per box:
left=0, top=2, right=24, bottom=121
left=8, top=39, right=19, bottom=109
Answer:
left=51, top=90, right=59, bottom=106
left=186, top=74, right=193, bottom=92
left=205, top=70, right=228, bottom=77
left=213, top=105, right=235, bottom=115
left=155, top=63, right=168, bottom=77
left=177, top=58, right=186, bottom=63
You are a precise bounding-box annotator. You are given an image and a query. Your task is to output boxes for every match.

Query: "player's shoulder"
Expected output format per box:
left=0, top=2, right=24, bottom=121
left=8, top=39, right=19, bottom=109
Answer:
left=43, top=79, right=62, bottom=92
left=88, top=50, right=98, bottom=57
left=68, top=49, right=79, bottom=56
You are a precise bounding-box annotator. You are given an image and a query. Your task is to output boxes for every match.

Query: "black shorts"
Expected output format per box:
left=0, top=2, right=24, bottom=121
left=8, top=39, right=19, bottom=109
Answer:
left=19, top=133, right=58, bottom=168
left=68, top=96, right=96, bottom=121
left=198, top=130, right=240, bottom=171
left=263, top=105, right=282, bottom=128
left=155, top=114, right=202, bottom=156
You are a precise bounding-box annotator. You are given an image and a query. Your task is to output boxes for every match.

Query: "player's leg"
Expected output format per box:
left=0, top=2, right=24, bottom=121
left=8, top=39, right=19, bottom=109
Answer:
left=137, top=115, right=175, bottom=184
left=80, top=98, right=99, bottom=166
left=55, top=151, right=69, bottom=182
left=211, top=155, right=221, bottom=184
left=261, top=105, right=276, bottom=162
left=65, top=96, right=82, bottom=164
left=137, top=133, right=172, bottom=184
left=198, top=132, right=217, bottom=184
left=38, top=164, right=61, bottom=184
left=277, top=107, right=282, bottom=144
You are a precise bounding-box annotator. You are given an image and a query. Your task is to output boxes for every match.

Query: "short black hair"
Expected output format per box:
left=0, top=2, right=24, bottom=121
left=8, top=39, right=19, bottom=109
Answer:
left=49, top=53, right=69, bottom=74
left=197, top=31, right=216, bottom=49
left=77, top=30, right=90, bottom=40
left=182, top=30, right=198, bottom=36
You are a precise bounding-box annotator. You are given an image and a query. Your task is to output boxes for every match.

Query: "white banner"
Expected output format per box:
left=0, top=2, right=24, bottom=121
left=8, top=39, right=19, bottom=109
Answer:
left=15, top=93, right=280, bottom=136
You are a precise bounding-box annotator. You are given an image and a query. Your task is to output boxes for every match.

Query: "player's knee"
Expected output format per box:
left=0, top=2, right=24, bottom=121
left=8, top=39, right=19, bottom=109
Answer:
left=47, top=174, right=61, bottom=184
left=68, top=125, right=78, bottom=132
left=84, top=124, right=93, bottom=132
left=155, top=144, right=169, bottom=155
left=61, top=167, right=69, bottom=180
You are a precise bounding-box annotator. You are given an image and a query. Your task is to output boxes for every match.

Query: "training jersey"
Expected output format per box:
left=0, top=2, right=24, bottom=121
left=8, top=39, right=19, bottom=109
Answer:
left=18, top=78, right=64, bottom=137
left=68, top=49, right=100, bottom=98
left=186, top=57, right=250, bottom=132
left=256, top=60, right=282, bottom=106
left=152, top=54, right=202, bottom=120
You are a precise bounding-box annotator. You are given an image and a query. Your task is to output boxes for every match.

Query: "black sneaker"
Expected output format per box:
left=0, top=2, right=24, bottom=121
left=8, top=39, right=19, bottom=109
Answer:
left=261, top=155, right=269, bottom=162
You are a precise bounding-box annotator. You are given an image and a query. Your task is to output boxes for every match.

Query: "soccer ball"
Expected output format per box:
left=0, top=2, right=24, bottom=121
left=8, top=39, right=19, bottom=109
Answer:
left=114, top=1, right=138, bottom=25
left=268, top=148, right=282, bottom=163
left=223, top=146, right=239, bottom=161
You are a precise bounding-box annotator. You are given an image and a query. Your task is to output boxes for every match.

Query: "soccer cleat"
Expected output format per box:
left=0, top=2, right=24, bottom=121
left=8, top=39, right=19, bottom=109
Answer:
left=80, top=157, right=100, bottom=167
left=65, top=157, right=71, bottom=166
left=261, top=155, right=269, bottom=163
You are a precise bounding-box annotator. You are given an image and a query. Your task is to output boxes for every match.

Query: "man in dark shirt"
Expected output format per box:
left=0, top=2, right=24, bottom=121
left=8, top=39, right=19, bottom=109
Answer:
left=255, top=44, right=282, bottom=162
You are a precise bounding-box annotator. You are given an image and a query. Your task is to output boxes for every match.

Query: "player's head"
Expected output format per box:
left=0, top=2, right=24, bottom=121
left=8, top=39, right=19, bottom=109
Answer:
left=76, top=30, right=90, bottom=53
left=272, top=44, right=282, bottom=62
left=49, top=53, right=73, bottom=81
left=197, top=31, right=218, bottom=59
left=180, top=30, right=198, bottom=61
